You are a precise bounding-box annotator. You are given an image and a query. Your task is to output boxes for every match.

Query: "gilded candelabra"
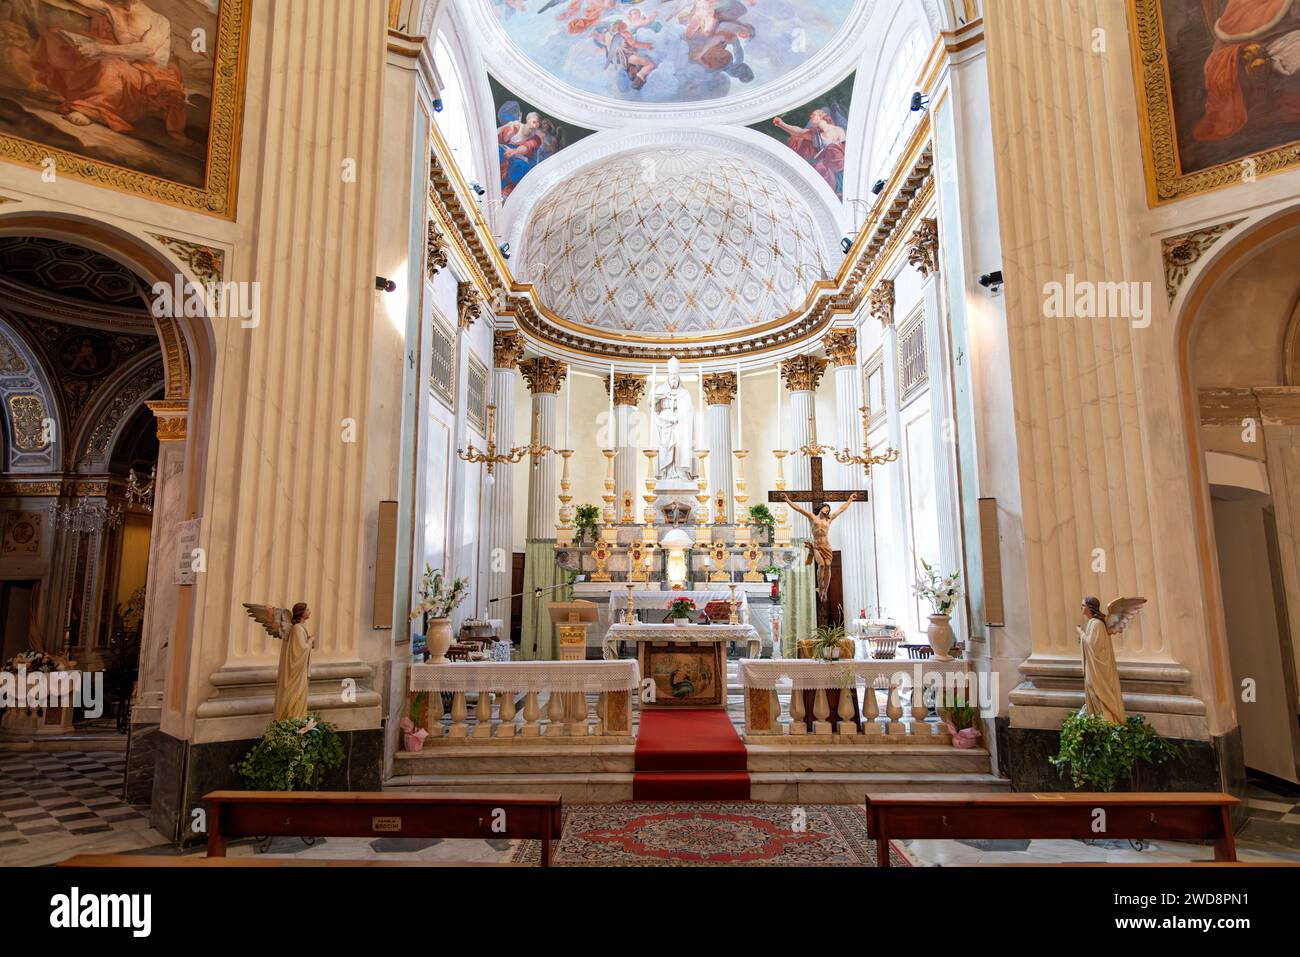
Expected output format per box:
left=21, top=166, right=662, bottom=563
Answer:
left=733, top=450, right=750, bottom=545
left=456, top=405, right=552, bottom=475
left=642, top=450, right=658, bottom=525
left=556, top=450, right=575, bottom=546
left=831, top=406, right=899, bottom=473
left=772, top=450, right=791, bottom=546
left=694, top=449, right=710, bottom=525
left=601, top=448, right=617, bottom=526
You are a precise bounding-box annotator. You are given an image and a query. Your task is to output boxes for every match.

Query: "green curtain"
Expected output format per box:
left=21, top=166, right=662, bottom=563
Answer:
left=779, top=540, right=817, bottom=656
left=520, top=540, right=572, bottom=661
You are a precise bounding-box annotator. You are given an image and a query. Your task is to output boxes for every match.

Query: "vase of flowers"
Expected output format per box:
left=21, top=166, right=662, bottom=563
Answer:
left=667, top=597, right=696, bottom=625
left=410, top=565, right=469, bottom=663
left=913, top=559, right=962, bottom=661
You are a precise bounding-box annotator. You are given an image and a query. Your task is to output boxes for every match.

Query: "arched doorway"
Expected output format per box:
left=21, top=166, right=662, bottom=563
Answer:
left=0, top=211, right=214, bottom=804
left=1179, top=212, right=1300, bottom=789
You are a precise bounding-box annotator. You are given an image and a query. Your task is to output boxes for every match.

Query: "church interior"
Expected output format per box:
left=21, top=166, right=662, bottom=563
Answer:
left=2, top=0, right=1300, bottom=900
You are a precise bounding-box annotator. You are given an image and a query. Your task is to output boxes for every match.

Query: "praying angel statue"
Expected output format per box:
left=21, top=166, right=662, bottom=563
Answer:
left=242, top=601, right=314, bottom=721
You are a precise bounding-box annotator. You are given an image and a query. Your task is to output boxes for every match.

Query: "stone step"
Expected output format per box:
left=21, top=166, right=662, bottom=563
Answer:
left=745, top=743, right=992, bottom=774
left=394, top=743, right=635, bottom=776
left=386, top=771, right=633, bottom=804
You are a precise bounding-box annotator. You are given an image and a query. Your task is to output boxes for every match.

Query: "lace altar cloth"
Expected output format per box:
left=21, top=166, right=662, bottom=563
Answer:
left=410, top=660, right=640, bottom=694
left=737, top=658, right=971, bottom=690
left=606, top=623, right=758, bottom=644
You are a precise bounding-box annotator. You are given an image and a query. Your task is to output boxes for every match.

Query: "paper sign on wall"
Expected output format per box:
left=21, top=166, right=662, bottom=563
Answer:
left=175, top=518, right=201, bottom=585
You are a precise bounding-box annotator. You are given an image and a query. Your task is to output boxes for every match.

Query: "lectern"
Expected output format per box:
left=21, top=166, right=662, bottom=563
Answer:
left=548, top=601, right=598, bottom=661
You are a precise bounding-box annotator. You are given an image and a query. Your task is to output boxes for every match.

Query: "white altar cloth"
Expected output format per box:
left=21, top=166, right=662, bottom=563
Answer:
left=605, top=623, right=760, bottom=658
left=410, top=660, right=640, bottom=693
left=736, top=658, right=971, bottom=690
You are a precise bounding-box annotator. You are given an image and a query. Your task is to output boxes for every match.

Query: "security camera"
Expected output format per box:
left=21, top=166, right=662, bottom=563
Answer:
left=470, top=181, right=486, bottom=197
left=433, top=98, right=444, bottom=113
left=910, top=92, right=929, bottom=112
left=978, top=269, right=1004, bottom=293
left=375, top=276, right=396, bottom=293
left=841, top=235, right=855, bottom=254
left=499, top=242, right=511, bottom=260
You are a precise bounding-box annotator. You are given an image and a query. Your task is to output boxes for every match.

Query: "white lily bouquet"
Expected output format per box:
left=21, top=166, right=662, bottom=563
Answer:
left=913, top=558, right=962, bottom=615
left=410, top=565, right=469, bottom=622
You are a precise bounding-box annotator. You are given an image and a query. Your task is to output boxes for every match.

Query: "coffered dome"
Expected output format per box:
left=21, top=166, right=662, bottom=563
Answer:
left=519, top=148, right=828, bottom=339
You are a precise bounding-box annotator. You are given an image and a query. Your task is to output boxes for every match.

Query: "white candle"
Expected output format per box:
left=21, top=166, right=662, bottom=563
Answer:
left=608, top=362, right=615, bottom=448
left=776, top=362, right=783, bottom=451
left=650, top=364, right=657, bottom=431
left=736, top=362, right=743, bottom=449
left=697, top=366, right=704, bottom=447
left=565, top=364, right=571, bottom=449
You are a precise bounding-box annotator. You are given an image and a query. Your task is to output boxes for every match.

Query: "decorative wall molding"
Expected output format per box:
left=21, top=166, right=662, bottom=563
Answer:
left=147, top=400, right=190, bottom=442
left=1162, top=219, right=1244, bottom=305
left=426, top=221, right=450, bottom=279
left=146, top=234, right=225, bottom=287
left=7, top=394, right=48, bottom=451
left=1199, top=387, right=1300, bottom=427
left=905, top=217, right=940, bottom=277
left=869, top=279, right=896, bottom=326
left=457, top=281, right=483, bottom=330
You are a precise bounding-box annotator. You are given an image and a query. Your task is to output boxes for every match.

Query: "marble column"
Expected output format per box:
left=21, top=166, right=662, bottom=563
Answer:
left=825, top=328, right=878, bottom=619
left=520, top=357, right=566, bottom=539
left=487, top=332, right=524, bottom=638
left=782, top=356, right=828, bottom=540
left=872, top=279, right=910, bottom=617
left=609, top=374, right=647, bottom=522
left=703, top=373, right=737, bottom=523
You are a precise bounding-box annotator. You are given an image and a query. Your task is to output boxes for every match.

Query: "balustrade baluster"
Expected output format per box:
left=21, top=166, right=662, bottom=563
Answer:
left=567, top=691, right=588, bottom=736
left=498, top=689, right=518, bottom=738
left=448, top=692, right=469, bottom=738
left=521, top=692, right=541, bottom=737
left=910, top=676, right=930, bottom=737
left=837, top=681, right=858, bottom=736
left=886, top=677, right=905, bottom=734
left=789, top=682, right=806, bottom=735
left=812, top=687, right=832, bottom=734
left=862, top=676, right=882, bottom=735
left=546, top=690, right=565, bottom=735
left=472, top=690, right=494, bottom=738
left=769, top=689, right=782, bottom=734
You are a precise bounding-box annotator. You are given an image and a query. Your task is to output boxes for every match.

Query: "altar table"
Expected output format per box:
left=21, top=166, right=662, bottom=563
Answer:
left=606, top=623, right=758, bottom=709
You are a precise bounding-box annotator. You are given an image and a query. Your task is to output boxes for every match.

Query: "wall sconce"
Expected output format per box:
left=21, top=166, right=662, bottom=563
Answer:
left=661, top=528, right=692, bottom=591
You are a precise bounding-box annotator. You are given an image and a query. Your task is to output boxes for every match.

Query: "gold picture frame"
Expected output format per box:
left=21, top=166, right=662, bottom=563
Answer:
left=1129, top=0, right=1300, bottom=206
left=0, top=0, right=250, bottom=220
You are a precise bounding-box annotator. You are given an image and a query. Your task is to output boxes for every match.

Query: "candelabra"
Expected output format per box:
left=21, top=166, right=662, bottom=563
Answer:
left=457, top=405, right=552, bottom=475
left=831, top=406, right=900, bottom=473
left=50, top=497, right=122, bottom=533
left=624, top=584, right=637, bottom=625
left=733, top=450, right=750, bottom=545
left=772, top=450, right=791, bottom=546
left=795, top=413, right=835, bottom=458
left=555, top=450, right=575, bottom=546
left=642, top=450, right=658, bottom=525
left=728, top=582, right=740, bottom=625
left=601, top=448, right=617, bottom=526
left=693, top=449, right=710, bottom=525
left=126, top=466, right=155, bottom=512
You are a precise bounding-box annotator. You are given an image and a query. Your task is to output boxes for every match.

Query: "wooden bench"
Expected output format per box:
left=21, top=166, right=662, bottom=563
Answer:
left=864, top=791, right=1239, bottom=866
left=60, top=854, right=518, bottom=867
left=203, top=791, right=563, bottom=866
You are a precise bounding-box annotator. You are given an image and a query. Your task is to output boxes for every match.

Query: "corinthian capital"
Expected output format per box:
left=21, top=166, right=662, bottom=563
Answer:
left=493, top=330, right=525, bottom=369
left=869, top=280, right=896, bottom=327
left=606, top=373, right=647, bottom=407
left=519, top=356, right=568, bottom=395
left=823, top=328, right=858, bottom=367
left=906, top=217, right=940, bottom=278
left=702, top=372, right=737, bottom=405
left=781, top=355, right=828, bottom=393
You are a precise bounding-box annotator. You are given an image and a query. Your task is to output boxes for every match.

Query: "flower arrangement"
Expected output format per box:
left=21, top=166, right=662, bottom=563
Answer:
left=913, top=558, right=963, bottom=615
left=667, top=597, right=696, bottom=620
left=233, top=713, right=345, bottom=791
left=3, top=650, right=65, bottom=674
left=410, top=565, right=469, bottom=623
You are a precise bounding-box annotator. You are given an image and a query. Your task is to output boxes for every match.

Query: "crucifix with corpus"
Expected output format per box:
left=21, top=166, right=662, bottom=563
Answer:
left=768, top=411, right=866, bottom=624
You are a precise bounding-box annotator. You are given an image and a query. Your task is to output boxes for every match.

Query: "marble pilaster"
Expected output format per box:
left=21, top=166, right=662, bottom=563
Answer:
left=520, top=358, right=566, bottom=539
left=703, top=373, right=737, bottom=523
left=782, top=357, right=828, bottom=540
left=487, top=332, right=522, bottom=638
left=827, top=331, right=878, bottom=620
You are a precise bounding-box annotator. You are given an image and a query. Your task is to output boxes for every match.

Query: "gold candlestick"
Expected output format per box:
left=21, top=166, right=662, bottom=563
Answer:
left=728, top=582, right=740, bottom=625
left=733, top=450, right=750, bottom=545
left=602, top=448, right=617, bottom=526
left=625, top=584, right=637, bottom=625
left=642, top=449, right=658, bottom=525
left=773, top=450, right=791, bottom=546
left=556, top=449, right=574, bottom=546
left=694, top=449, right=710, bottom=525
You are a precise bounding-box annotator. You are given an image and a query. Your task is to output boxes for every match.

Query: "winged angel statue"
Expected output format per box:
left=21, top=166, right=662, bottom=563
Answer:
left=1076, top=596, right=1145, bottom=724
left=243, top=601, right=314, bottom=721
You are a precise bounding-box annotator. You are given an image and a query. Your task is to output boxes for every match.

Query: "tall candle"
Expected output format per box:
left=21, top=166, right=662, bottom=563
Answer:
left=565, top=364, right=571, bottom=449
left=736, top=362, right=743, bottom=449
left=776, top=362, right=783, bottom=451
left=697, top=366, right=704, bottom=447
left=608, top=362, right=615, bottom=448
left=650, top=364, right=657, bottom=429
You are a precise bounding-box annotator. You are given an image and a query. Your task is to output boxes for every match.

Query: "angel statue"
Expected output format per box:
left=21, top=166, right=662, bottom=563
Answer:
left=243, top=602, right=314, bottom=721
left=1077, top=596, right=1144, bottom=724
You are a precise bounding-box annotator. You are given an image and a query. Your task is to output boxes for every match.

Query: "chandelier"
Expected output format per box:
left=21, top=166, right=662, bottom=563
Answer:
left=126, top=467, right=156, bottom=513
left=50, top=498, right=123, bottom=533
left=457, top=405, right=553, bottom=477
left=796, top=408, right=899, bottom=474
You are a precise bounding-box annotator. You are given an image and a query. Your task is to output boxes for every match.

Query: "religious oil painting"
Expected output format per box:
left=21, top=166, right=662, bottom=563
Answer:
left=751, top=69, right=854, bottom=198
left=490, top=73, right=594, bottom=198
left=1131, top=0, right=1300, bottom=203
left=649, top=650, right=718, bottom=705
left=0, top=0, right=249, bottom=217
left=487, top=0, right=858, bottom=104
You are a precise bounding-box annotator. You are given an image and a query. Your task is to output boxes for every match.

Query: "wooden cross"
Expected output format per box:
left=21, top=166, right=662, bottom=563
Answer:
left=767, top=455, right=866, bottom=510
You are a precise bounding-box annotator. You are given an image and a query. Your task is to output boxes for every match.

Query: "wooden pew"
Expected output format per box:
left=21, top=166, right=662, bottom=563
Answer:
left=60, top=854, right=517, bottom=867
left=203, top=791, right=563, bottom=866
left=864, top=791, right=1239, bottom=867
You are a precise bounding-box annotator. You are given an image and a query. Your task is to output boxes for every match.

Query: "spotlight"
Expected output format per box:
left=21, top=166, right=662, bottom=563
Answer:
left=498, top=242, right=511, bottom=260
left=840, top=235, right=854, bottom=254
left=910, top=92, right=930, bottom=112
left=375, top=276, right=396, bottom=293
left=870, top=179, right=886, bottom=196
left=978, top=269, right=1004, bottom=293
left=470, top=180, right=486, bottom=197
left=433, top=98, right=444, bottom=113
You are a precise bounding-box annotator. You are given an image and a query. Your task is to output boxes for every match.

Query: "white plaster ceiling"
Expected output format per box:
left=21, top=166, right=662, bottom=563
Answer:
left=519, top=146, right=829, bottom=338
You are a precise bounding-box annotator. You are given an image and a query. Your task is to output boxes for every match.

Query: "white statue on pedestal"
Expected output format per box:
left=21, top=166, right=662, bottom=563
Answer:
left=652, top=356, right=696, bottom=482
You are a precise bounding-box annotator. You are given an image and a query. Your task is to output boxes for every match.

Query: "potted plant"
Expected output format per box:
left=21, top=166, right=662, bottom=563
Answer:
left=810, top=624, right=850, bottom=660
left=938, top=688, right=982, bottom=748
left=747, top=504, right=776, bottom=543
left=1050, top=712, right=1179, bottom=792
left=410, top=565, right=469, bottom=663
left=233, top=713, right=345, bottom=791
left=667, top=597, right=696, bottom=625
left=912, top=558, right=962, bottom=660
left=763, top=563, right=781, bottom=583
left=574, top=504, right=601, bottom=546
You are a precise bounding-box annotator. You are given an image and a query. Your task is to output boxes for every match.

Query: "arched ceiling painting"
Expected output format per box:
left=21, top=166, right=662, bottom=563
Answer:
left=486, top=0, right=859, bottom=105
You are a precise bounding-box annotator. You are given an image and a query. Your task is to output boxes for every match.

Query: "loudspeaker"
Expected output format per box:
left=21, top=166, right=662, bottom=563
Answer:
left=978, top=497, right=1005, bottom=627
left=373, top=501, right=398, bottom=629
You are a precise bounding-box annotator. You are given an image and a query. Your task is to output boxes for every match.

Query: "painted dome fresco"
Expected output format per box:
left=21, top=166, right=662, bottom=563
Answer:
left=485, top=0, right=859, bottom=105
left=520, top=147, right=827, bottom=338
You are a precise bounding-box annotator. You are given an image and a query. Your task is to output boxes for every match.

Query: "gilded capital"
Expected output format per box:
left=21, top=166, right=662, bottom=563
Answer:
left=493, top=330, right=525, bottom=370
left=519, top=356, right=568, bottom=395
left=823, top=328, right=858, bottom=367
left=457, top=281, right=484, bottom=330
left=702, top=372, right=737, bottom=406
left=426, top=221, right=450, bottom=279
left=146, top=399, right=189, bottom=442
left=869, top=280, right=896, bottom=327
left=781, top=355, right=827, bottom=393
left=906, top=217, right=940, bottom=278
left=606, top=373, right=647, bottom=407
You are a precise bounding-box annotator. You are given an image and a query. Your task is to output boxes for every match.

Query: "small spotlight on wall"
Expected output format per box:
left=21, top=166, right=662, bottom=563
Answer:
left=498, top=242, right=511, bottom=260
left=375, top=276, right=396, bottom=293
left=870, top=179, right=886, bottom=196
left=910, top=92, right=930, bottom=112
left=470, top=180, right=486, bottom=197
left=433, top=98, right=444, bottom=113
left=978, top=269, right=1005, bottom=294
left=841, top=235, right=855, bottom=254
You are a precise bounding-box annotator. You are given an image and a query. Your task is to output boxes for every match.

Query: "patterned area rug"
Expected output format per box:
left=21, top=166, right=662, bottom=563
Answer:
left=511, top=802, right=907, bottom=866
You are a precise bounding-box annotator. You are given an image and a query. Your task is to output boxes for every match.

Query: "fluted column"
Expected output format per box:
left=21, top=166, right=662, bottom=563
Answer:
left=608, top=373, right=647, bottom=522
left=520, top=357, right=566, bottom=538
left=703, top=373, right=737, bottom=523
left=825, top=329, right=877, bottom=619
left=782, top=356, right=828, bottom=540
left=488, top=332, right=524, bottom=636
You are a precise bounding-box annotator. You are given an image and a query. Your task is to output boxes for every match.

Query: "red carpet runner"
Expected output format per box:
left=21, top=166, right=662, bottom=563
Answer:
left=634, top=709, right=750, bottom=800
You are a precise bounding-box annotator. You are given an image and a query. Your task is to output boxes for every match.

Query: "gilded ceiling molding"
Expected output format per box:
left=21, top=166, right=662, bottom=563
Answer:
left=457, top=281, right=483, bottom=330
left=426, top=221, right=450, bottom=280
left=869, top=280, right=896, bottom=327
left=607, top=373, right=647, bottom=407
left=781, top=356, right=828, bottom=393
left=493, top=330, right=525, bottom=370
left=906, top=217, right=940, bottom=278
left=147, top=234, right=225, bottom=287
left=147, top=399, right=190, bottom=442
left=824, top=328, right=858, bottom=367
left=518, top=356, right=567, bottom=395
left=7, top=394, right=48, bottom=451
left=1162, top=220, right=1244, bottom=305
left=702, top=372, right=737, bottom=406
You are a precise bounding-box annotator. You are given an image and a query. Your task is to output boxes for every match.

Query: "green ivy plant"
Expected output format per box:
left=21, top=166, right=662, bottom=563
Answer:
left=234, top=713, right=345, bottom=791
left=1050, top=713, right=1178, bottom=792
left=574, top=504, right=602, bottom=545
left=747, top=504, right=776, bottom=540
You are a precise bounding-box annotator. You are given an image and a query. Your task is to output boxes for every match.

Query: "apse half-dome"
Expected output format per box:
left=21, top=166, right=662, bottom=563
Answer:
left=519, top=148, right=827, bottom=339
